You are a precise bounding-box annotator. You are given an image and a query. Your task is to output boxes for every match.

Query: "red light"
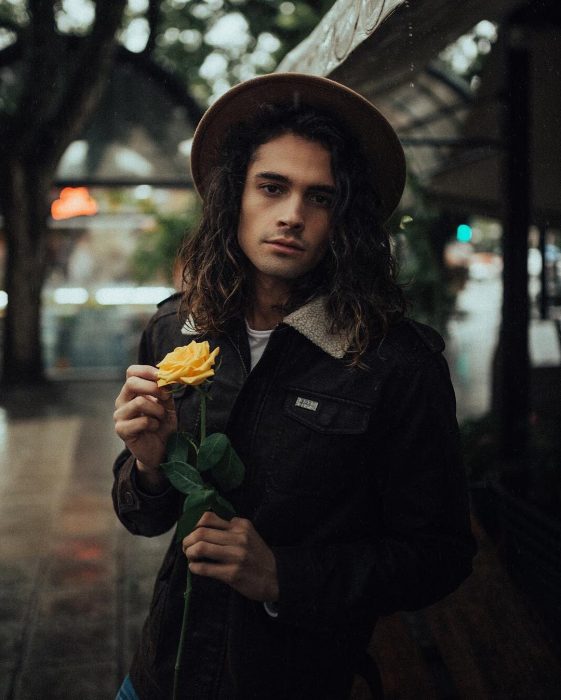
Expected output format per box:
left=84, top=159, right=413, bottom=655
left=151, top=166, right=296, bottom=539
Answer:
left=51, top=187, right=98, bottom=220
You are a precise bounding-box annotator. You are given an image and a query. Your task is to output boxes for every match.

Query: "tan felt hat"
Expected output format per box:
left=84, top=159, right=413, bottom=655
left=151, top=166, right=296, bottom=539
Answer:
left=190, top=73, right=406, bottom=222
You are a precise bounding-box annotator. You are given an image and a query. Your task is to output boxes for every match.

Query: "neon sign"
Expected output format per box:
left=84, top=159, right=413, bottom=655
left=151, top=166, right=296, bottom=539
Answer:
left=51, top=187, right=98, bottom=220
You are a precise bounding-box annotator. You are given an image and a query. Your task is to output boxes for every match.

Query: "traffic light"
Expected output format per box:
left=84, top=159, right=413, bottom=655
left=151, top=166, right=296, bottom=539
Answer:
left=456, top=224, right=473, bottom=242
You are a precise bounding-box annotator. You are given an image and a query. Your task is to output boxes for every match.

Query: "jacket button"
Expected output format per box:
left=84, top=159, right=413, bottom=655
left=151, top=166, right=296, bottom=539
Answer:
left=123, top=491, right=135, bottom=506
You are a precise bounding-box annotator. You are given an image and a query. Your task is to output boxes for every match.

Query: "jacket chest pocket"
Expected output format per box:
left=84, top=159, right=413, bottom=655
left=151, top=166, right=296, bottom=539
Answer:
left=267, top=388, right=372, bottom=499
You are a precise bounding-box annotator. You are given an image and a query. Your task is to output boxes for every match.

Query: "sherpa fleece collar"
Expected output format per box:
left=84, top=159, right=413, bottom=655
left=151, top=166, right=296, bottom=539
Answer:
left=282, top=296, right=348, bottom=360
left=181, top=296, right=349, bottom=360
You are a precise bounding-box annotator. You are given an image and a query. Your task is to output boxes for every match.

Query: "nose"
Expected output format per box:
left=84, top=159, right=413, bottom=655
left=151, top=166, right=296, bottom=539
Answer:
left=277, top=194, right=304, bottom=231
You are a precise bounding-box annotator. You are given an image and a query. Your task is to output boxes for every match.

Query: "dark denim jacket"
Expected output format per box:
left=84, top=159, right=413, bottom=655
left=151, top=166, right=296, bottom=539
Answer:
left=112, top=295, right=475, bottom=700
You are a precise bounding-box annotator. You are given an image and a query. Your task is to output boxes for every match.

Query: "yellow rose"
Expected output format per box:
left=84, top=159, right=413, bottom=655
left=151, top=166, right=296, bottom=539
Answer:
left=156, top=341, right=220, bottom=387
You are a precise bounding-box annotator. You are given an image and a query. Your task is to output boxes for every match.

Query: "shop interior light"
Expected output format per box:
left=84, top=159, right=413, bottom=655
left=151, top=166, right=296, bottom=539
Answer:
left=53, top=288, right=89, bottom=305
left=95, top=286, right=174, bottom=306
left=0, top=291, right=7, bottom=310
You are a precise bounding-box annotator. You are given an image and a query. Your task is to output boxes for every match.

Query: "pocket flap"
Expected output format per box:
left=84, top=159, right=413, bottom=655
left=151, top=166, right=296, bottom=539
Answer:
left=283, top=388, right=370, bottom=434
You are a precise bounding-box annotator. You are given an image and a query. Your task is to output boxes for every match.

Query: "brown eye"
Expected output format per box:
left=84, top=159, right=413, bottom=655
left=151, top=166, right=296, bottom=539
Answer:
left=309, top=192, right=333, bottom=208
left=260, top=184, right=282, bottom=195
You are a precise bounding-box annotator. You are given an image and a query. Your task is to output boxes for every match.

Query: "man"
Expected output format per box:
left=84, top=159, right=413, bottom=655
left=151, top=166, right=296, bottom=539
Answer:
left=112, top=73, right=475, bottom=700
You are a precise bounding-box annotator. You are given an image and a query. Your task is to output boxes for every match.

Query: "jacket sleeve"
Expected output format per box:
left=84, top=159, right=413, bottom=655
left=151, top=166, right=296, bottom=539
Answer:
left=271, top=353, right=476, bottom=630
left=111, top=327, right=183, bottom=537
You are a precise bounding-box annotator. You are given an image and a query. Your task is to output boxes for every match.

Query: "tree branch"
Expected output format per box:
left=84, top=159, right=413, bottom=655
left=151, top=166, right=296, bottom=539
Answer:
left=0, top=41, right=21, bottom=68
left=37, top=0, right=128, bottom=171
left=0, top=15, right=23, bottom=35
left=143, top=0, right=161, bottom=55
left=13, top=0, right=60, bottom=137
left=118, top=46, right=204, bottom=126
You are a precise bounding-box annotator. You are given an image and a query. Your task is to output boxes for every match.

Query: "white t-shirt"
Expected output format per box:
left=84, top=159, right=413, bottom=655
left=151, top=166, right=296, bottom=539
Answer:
left=245, top=320, right=273, bottom=370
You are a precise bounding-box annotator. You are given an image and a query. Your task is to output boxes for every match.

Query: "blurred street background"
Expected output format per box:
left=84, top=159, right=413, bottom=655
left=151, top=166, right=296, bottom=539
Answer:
left=1, top=0, right=561, bottom=698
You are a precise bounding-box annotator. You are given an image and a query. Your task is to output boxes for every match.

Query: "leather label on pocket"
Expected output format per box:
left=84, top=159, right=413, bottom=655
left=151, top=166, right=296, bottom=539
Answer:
left=295, top=396, right=319, bottom=411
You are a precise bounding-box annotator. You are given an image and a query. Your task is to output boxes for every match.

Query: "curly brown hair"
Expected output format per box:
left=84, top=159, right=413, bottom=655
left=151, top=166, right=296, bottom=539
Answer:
left=179, top=103, right=405, bottom=366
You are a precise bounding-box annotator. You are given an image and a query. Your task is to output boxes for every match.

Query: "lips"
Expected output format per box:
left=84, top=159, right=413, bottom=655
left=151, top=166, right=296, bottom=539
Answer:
left=264, top=238, right=305, bottom=252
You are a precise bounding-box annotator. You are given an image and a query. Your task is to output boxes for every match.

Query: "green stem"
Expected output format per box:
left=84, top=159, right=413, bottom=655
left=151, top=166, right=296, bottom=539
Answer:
left=172, top=386, right=207, bottom=698
left=199, top=390, right=207, bottom=443
left=173, top=567, right=193, bottom=700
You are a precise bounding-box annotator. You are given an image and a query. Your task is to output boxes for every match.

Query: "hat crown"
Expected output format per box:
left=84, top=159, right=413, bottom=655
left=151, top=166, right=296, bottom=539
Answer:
left=190, top=73, right=405, bottom=222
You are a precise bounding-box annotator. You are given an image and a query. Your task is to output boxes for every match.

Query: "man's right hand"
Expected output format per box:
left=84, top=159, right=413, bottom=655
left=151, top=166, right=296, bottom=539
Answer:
left=114, top=365, right=177, bottom=489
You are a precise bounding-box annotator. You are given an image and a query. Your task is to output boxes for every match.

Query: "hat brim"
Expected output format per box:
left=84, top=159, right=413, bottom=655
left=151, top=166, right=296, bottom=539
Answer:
left=190, top=73, right=406, bottom=222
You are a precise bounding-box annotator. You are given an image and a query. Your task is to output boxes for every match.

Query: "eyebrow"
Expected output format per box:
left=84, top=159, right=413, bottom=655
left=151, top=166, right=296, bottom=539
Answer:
left=253, top=171, right=336, bottom=194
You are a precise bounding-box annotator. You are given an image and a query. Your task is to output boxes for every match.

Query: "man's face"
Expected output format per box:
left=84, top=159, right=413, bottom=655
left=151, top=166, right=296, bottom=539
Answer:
left=237, top=132, right=335, bottom=288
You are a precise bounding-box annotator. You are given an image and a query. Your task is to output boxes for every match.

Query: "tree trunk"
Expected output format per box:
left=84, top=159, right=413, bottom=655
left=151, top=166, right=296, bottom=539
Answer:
left=0, top=2, right=128, bottom=386
left=1, top=159, right=51, bottom=385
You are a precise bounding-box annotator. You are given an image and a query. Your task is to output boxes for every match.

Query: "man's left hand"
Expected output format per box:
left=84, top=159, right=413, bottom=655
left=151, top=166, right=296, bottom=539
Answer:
left=182, top=511, right=279, bottom=603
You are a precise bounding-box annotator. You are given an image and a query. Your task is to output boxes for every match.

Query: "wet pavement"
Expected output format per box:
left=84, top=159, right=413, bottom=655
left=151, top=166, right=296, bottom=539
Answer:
left=1, top=287, right=561, bottom=698
left=446, top=277, right=561, bottom=420
left=446, top=278, right=503, bottom=420
left=0, top=382, right=169, bottom=700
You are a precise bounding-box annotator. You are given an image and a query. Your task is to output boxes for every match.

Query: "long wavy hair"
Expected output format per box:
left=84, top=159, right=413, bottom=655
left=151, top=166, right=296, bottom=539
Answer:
left=179, top=103, right=406, bottom=366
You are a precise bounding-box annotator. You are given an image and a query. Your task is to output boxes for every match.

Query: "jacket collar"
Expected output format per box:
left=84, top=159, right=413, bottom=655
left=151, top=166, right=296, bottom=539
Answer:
left=283, top=296, right=349, bottom=360
left=182, top=295, right=349, bottom=360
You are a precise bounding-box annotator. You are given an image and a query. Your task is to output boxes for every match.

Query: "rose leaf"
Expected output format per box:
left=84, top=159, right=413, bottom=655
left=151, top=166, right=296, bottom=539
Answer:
left=175, top=488, right=216, bottom=542
left=211, top=493, right=236, bottom=521
left=197, top=433, right=229, bottom=473
left=211, top=444, right=245, bottom=492
left=161, top=460, right=203, bottom=495
left=166, top=433, right=198, bottom=465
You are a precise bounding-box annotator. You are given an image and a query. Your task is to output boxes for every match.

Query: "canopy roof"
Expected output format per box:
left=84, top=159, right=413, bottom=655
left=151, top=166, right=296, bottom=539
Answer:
left=429, top=23, right=561, bottom=225
left=278, top=0, right=527, bottom=91
left=279, top=0, right=561, bottom=223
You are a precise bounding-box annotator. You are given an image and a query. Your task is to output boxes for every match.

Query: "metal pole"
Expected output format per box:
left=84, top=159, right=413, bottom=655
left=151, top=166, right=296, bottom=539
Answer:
left=499, top=23, right=531, bottom=461
left=538, top=223, right=548, bottom=320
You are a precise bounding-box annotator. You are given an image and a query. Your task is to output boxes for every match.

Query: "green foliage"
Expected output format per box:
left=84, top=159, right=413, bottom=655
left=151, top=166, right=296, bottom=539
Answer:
left=131, top=203, right=201, bottom=284
left=167, top=432, right=198, bottom=465
left=161, top=459, right=204, bottom=492
left=116, top=0, right=334, bottom=104
left=133, top=0, right=337, bottom=105
left=0, top=0, right=337, bottom=117
left=198, top=433, right=245, bottom=491
left=163, top=427, right=245, bottom=543
left=391, top=195, right=458, bottom=335
left=176, top=488, right=218, bottom=542
left=196, top=432, right=229, bottom=474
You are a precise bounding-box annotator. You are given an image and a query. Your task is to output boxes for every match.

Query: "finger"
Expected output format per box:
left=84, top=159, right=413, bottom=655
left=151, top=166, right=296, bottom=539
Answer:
left=229, top=517, right=252, bottom=533
left=116, top=379, right=155, bottom=407
left=195, top=511, right=233, bottom=530
left=137, top=383, right=176, bottom=417
left=188, top=560, right=238, bottom=585
left=116, top=373, right=167, bottom=407
left=114, top=395, right=166, bottom=423
left=126, top=364, right=159, bottom=381
left=182, top=527, right=241, bottom=549
left=115, top=416, right=161, bottom=440
left=184, top=541, right=244, bottom=564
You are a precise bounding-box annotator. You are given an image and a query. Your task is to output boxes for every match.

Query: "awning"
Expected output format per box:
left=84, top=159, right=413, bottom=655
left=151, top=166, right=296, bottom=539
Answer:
left=278, top=0, right=557, bottom=219
left=278, top=0, right=528, bottom=93
left=429, top=24, right=561, bottom=226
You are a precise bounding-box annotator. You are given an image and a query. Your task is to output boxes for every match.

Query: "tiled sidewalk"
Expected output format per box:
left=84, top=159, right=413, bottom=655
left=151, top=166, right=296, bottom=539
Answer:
left=1, top=382, right=560, bottom=699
